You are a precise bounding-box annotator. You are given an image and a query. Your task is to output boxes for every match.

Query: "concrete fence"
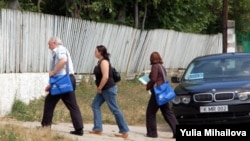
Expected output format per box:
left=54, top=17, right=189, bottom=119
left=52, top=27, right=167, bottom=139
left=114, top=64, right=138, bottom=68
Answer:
left=0, top=73, right=47, bottom=117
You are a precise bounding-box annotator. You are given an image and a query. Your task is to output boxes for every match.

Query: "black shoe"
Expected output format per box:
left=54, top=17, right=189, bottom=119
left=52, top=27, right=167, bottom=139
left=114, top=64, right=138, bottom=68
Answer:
left=145, top=134, right=158, bottom=138
left=70, top=130, right=83, bottom=136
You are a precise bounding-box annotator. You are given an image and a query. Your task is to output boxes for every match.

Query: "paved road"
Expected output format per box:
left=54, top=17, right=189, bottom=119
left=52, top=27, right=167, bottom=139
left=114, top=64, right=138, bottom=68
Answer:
left=0, top=121, right=175, bottom=141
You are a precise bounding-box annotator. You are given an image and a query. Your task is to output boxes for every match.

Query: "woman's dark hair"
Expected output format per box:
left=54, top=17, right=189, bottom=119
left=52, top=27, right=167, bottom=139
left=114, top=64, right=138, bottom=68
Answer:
left=96, top=45, right=110, bottom=61
left=150, top=51, right=163, bottom=65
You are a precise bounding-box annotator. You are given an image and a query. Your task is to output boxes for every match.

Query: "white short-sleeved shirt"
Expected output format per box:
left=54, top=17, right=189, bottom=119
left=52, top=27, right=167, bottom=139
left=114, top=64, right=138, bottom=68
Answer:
left=50, top=45, right=74, bottom=75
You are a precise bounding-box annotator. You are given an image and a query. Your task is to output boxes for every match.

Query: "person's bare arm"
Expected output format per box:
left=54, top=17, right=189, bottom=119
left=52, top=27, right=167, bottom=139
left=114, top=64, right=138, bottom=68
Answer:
left=97, top=60, right=109, bottom=93
left=49, top=57, right=67, bottom=77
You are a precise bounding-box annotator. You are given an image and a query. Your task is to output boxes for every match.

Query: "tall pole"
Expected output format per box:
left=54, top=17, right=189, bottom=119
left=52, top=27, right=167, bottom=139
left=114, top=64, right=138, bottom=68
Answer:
left=222, top=0, right=228, bottom=53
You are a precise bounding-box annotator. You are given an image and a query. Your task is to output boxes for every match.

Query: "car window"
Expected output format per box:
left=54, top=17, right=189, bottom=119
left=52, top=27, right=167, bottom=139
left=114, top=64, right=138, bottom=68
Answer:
left=239, top=60, right=250, bottom=76
left=183, top=57, right=250, bottom=81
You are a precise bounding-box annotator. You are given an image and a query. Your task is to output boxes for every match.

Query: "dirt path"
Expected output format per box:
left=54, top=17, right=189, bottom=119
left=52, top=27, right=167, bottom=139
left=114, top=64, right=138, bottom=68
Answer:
left=0, top=120, right=175, bottom=141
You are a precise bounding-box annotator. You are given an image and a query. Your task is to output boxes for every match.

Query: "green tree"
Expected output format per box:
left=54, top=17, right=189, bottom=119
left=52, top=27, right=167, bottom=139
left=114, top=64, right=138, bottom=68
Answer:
left=3, top=0, right=250, bottom=35
left=7, top=0, right=20, bottom=9
left=144, top=0, right=222, bottom=33
left=229, top=0, right=250, bottom=34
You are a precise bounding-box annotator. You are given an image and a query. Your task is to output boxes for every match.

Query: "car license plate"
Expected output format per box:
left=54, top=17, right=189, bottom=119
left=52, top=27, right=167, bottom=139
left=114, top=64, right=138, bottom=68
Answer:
left=200, top=105, right=228, bottom=113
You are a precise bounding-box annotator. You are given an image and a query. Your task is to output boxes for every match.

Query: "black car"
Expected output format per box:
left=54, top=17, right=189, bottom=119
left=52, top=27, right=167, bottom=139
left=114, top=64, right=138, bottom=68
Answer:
left=171, top=52, right=250, bottom=125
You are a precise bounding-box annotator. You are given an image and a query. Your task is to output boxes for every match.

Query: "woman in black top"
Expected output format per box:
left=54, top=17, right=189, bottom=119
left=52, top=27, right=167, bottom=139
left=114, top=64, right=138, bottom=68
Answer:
left=89, top=45, right=129, bottom=138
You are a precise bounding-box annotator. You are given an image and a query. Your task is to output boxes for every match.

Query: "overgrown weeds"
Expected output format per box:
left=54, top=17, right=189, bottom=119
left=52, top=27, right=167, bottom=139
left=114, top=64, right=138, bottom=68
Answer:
left=1, top=75, right=170, bottom=141
left=0, top=124, right=73, bottom=141
left=6, top=75, right=167, bottom=125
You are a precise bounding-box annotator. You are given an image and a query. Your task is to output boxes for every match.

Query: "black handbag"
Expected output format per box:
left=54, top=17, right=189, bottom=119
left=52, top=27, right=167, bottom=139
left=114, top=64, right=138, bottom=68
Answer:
left=112, top=67, right=121, bottom=82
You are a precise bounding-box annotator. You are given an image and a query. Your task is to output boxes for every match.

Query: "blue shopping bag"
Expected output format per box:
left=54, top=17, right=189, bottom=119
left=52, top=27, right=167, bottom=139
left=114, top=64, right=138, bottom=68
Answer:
left=154, top=81, right=176, bottom=106
left=49, top=74, right=73, bottom=95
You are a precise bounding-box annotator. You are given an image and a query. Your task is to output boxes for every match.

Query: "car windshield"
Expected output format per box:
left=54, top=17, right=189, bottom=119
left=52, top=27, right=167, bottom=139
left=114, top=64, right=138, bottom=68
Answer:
left=183, top=57, right=250, bottom=81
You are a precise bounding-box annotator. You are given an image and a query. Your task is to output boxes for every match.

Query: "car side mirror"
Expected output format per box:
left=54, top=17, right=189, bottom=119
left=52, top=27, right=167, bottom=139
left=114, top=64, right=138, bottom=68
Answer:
left=171, top=76, right=180, bottom=83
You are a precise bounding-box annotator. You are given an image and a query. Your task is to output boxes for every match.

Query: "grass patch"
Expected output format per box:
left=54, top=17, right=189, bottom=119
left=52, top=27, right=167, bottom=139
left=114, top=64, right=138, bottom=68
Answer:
left=6, top=75, right=167, bottom=126
left=0, top=124, right=73, bottom=141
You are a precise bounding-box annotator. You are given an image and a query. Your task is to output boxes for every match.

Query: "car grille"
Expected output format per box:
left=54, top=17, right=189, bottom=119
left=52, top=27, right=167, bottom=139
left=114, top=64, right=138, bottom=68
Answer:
left=194, top=92, right=234, bottom=102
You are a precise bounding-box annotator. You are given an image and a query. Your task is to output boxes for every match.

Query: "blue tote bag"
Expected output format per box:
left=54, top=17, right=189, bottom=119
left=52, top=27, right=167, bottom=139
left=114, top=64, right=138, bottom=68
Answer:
left=50, top=74, right=73, bottom=95
left=49, top=52, right=73, bottom=95
left=154, top=64, right=176, bottom=106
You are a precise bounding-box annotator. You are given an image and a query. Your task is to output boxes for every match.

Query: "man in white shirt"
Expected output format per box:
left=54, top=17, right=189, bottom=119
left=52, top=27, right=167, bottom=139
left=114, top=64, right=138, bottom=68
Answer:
left=40, top=36, right=84, bottom=136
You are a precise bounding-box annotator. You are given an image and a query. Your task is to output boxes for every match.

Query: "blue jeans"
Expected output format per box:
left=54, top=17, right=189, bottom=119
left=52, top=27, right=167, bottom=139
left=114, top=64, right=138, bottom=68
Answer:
left=91, top=85, right=129, bottom=133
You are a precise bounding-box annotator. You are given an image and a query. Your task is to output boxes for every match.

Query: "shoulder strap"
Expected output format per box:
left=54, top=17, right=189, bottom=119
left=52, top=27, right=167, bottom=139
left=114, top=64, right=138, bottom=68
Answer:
left=158, top=64, right=167, bottom=81
left=98, top=59, right=112, bottom=70
left=66, top=51, right=69, bottom=74
left=98, top=58, right=105, bottom=65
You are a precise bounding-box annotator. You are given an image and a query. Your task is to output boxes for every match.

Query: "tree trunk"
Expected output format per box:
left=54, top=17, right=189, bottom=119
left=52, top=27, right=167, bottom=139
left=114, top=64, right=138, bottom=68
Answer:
left=134, top=1, right=138, bottom=28
left=8, top=0, right=20, bottom=10
left=141, top=3, right=147, bottom=30
left=222, top=0, right=228, bottom=53
left=31, top=0, right=41, bottom=12
left=65, top=0, right=82, bottom=18
left=117, top=4, right=126, bottom=23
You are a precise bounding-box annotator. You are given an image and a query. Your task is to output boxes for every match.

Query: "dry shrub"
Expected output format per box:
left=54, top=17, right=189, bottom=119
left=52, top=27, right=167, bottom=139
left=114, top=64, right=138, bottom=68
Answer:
left=0, top=124, right=73, bottom=141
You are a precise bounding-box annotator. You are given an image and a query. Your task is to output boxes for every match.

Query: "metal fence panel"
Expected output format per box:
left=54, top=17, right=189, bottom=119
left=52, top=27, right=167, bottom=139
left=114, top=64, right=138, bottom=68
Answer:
left=0, top=9, right=222, bottom=75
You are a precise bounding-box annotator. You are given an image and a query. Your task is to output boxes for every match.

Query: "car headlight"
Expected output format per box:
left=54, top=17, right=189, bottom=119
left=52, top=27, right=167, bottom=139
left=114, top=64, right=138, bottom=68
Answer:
left=238, top=92, right=250, bottom=101
left=172, top=97, right=181, bottom=104
left=182, top=96, right=191, bottom=104
left=172, top=95, right=191, bottom=104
